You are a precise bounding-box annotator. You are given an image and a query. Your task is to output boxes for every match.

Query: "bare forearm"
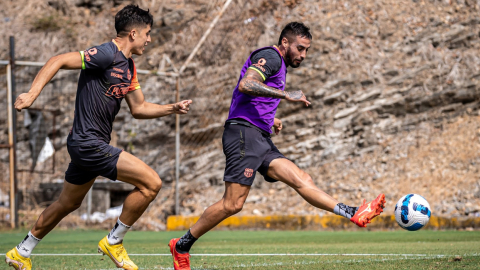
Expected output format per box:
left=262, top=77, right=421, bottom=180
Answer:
left=28, top=57, right=63, bottom=98
left=28, top=53, right=81, bottom=99
left=239, top=78, right=286, bottom=99
left=131, top=102, right=175, bottom=119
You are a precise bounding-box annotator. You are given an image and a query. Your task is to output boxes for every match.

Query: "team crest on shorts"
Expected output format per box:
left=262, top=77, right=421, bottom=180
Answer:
left=244, top=168, right=253, bottom=178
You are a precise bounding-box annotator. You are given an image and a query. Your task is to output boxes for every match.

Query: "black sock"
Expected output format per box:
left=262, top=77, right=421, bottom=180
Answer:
left=175, top=229, right=197, bottom=254
left=334, top=203, right=359, bottom=219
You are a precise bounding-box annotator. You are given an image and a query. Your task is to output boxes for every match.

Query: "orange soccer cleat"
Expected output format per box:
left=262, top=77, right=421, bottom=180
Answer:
left=350, top=194, right=386, bottom=227
left=169, top=238, right=191, bottom=270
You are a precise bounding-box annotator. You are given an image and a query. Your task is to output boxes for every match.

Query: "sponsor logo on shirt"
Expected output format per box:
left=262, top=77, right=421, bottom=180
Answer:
left=252, top=58, right=266, bottom=72
left=111, top=72, right=123, bottom=79
left=113, top=67, right=124, bottom=73
left=106, top=83, right=130, bottom=98
left=84, top=48, right=98, bottom=62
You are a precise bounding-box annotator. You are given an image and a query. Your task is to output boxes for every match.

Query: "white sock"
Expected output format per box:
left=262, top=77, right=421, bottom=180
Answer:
left=107, top=218, right=131, bottom=245
left=16, top=231, right=41, bottom=258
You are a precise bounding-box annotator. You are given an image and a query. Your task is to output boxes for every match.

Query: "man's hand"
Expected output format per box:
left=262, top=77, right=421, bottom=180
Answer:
left=173, top=100, right=193, bottom=114
left=14, top=93, right=36, bottom=112
left=285, top=90, right=311, bottom=106
left=273, top=118, right=283, bottom=135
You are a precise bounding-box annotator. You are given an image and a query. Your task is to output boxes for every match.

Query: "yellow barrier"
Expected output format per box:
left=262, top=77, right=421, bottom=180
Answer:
left=166, top=215, right=480, bottom=231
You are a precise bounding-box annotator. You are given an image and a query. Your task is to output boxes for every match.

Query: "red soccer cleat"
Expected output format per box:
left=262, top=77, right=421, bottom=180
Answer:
left=169, top=238, right=191, bottom=270
left=350, top=194, right=386, bottom=227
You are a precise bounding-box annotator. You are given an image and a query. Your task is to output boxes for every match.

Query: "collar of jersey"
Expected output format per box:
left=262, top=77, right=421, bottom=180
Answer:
left=272, top=45, right=285, bottom=59
left=112, top=39, right=122, bottom=50
left=112, top=39, right=129, bottom=60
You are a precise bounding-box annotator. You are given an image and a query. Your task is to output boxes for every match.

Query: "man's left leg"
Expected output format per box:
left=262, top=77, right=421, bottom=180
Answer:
left=5, top=178, right=95, bottom=270
left=266, top=158, right=385, bottom=227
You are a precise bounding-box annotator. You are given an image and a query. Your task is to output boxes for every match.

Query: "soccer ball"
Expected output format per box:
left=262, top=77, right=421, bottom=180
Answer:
left=394, top=194, right=431, bottom=231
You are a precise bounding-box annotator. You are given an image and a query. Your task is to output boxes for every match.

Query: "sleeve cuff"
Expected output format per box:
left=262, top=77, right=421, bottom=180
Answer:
left=79, top=51, right=85, bottom=70
left=248, top=67, right=266, bottom=81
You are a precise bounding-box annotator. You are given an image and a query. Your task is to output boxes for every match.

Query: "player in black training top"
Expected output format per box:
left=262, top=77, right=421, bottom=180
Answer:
left=6, top=5, right=191, bottom=270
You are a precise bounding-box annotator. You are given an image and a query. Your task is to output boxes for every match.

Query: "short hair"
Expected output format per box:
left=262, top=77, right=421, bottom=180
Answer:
left=115, top=5, right=153, bottom=36
left=278, top=22, right=312, bottom=45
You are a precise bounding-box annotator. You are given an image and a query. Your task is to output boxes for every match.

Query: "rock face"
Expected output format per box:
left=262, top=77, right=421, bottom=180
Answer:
left=1, top=0, right=480, bottom=228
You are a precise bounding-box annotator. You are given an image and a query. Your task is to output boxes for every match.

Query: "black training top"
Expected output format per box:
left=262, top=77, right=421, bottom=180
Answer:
left=67, top=40, right=141, bottom=146
left=248, top=47, right=283, bottom=80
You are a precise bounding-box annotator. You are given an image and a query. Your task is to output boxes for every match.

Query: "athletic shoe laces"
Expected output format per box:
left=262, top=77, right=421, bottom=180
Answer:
left=117, top=245, right=129, bottom=260
left=178, top=254, right=191, bottom=268
left=360, top=199, right=367, bottom=207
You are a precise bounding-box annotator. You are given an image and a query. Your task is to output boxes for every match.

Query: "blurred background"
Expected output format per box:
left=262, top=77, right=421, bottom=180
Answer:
left=0, top=0, right=480, bottom=231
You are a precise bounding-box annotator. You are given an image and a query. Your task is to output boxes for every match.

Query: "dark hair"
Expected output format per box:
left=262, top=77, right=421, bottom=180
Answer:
left=278, top=22, right=312, bottom=45
left=115, top=5, right=153, bottom=36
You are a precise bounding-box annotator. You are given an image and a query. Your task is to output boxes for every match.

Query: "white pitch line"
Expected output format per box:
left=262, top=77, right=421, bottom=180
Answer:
left=0, top=253, right=451, bottom=257
left=71, top=256, right=479, bottom=270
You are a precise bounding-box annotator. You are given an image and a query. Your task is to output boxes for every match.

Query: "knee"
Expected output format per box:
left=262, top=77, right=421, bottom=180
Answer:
left=144, top=171, right=162, bottom=201
left=222, top=199, right=244, bottom=216
left=294, top=172, right=314, bottom=189
left=302, top=173, right=314, bottom=185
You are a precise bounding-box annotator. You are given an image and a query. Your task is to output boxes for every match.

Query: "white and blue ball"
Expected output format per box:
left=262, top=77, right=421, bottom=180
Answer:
left=394, top=194, right=431, bottom=231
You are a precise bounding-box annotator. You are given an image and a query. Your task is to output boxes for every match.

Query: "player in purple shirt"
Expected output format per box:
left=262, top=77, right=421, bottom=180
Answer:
left=6, top=5, right=191, bottom=270
left=168, top=22, right=386, bottom=270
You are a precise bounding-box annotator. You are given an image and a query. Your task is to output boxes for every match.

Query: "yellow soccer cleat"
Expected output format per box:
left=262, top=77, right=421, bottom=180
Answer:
left=98, top=236, right=138, bottom=270
left=5, top=248, right=32, bottom=270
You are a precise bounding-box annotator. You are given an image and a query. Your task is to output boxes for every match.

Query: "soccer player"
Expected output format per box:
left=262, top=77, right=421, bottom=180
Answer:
left=5, top=5, right=192, bottom=270
left=168, top=22, right=386, bottom=270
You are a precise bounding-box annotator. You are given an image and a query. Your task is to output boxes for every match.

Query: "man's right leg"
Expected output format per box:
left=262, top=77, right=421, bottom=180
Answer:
left=97, top=151, right=162, bottom=270
left=169, top=182, right=251, bottom=270
left=6, top=178, right=95, bottom=270
left=190, top=182, right=251, bottom=238
left=267, top=158, right=385, bottom=227
left=114, top=151, right=163, bottom=226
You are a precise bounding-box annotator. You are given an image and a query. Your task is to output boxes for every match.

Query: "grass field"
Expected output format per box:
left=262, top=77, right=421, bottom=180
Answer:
left=1, top=230, right=479, bottom=269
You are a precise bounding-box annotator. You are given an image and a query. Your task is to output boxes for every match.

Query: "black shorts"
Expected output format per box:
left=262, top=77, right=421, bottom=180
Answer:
left=65, top=142, right=123, bottom=185
left=222, top=122, right=286, bottom=186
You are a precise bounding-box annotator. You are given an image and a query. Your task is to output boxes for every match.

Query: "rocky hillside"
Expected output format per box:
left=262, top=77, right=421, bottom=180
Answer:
left=1, top=0, right=480, bottom=227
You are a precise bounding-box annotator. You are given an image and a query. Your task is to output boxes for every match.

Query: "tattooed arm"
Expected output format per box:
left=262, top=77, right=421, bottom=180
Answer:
left=239, top=69, right=286, bottom=98
left=285, top=90, right=311, bottom=106
left=238, top=69, right=311, bottom=106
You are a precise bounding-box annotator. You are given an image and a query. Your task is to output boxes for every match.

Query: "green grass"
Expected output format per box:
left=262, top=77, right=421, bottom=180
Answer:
left=1, top=230, right=479, bottom=269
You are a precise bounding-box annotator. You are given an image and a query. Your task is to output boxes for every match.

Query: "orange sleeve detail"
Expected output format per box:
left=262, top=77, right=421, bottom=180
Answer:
left=128, top=61, right=141, bottom=92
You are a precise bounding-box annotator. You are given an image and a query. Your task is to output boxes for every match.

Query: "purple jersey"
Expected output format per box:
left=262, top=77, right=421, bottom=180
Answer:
left=227, top=46, right=287, bottom=134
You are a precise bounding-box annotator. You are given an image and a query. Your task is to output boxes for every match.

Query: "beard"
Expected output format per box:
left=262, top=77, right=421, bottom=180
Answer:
left=285, top=49, right=301, bottom=68
left=290, top=61, right=301, bottom=68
